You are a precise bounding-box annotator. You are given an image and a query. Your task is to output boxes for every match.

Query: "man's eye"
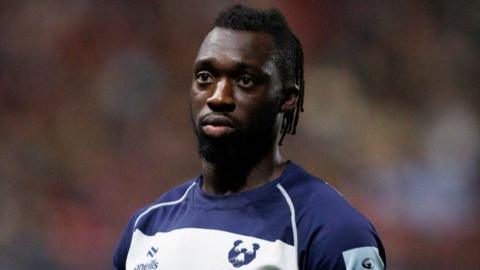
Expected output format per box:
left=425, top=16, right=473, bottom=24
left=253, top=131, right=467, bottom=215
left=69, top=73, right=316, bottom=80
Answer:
left=196, top=72, right=214, bottom=84
left=236, top=75, right=255, bottom=88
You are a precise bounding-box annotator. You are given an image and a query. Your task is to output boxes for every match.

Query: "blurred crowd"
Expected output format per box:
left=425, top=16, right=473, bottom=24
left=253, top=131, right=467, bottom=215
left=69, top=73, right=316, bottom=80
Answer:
left=0, top=1, right=479, bottom=269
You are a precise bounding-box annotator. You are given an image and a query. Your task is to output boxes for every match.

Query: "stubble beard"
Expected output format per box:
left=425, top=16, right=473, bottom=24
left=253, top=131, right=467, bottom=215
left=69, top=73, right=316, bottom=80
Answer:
left=191, top=107, right=279, bottom=171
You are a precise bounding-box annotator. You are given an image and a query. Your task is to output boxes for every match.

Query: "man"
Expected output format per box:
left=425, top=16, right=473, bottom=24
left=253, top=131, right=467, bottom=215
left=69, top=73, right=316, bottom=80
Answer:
left=114, top=5, right=386, bottom=270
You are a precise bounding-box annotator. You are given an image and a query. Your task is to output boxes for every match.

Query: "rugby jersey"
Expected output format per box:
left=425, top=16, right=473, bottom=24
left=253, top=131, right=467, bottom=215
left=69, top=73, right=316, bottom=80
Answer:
left=113, top=161, right=386, bottom=269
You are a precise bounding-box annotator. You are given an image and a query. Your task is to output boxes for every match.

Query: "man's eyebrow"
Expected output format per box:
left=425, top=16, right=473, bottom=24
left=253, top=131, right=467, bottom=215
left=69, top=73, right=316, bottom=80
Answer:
left=193, top=59, right=214, bottom=71
left=194, top=58, right=267, bottom=74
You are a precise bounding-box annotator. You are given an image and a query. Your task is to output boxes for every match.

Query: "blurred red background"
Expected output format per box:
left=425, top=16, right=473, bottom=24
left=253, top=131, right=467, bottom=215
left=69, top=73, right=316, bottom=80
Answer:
left=0, top=1, right=479, bottom=269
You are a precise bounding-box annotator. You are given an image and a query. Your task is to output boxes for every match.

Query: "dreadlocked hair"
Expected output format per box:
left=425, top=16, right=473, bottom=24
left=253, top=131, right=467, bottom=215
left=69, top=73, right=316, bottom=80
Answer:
left=214, top=5, right=305, bottom=145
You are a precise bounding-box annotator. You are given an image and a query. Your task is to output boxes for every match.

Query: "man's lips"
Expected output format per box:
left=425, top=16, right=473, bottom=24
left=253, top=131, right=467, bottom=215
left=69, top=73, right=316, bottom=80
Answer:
left=201, top=115, right=236, bottom=138
left=203, top=125, right=235, bottom=137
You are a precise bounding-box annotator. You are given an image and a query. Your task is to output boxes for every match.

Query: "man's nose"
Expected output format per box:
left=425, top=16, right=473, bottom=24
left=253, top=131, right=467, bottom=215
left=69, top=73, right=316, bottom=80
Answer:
left=207, top=78, right=235, bottom=112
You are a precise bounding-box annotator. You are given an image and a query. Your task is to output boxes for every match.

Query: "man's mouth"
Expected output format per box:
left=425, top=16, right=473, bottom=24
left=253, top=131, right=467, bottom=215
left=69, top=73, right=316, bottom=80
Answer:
left=201, top=115, right=236, bottom=138
left=203, top=125, right=235, bottom=137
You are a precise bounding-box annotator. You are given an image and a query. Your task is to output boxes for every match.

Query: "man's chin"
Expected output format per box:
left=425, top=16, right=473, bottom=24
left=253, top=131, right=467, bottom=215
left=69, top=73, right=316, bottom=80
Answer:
left=197, top=135, right=236, bottom=163
left=198, top=144, right=237, bottom=167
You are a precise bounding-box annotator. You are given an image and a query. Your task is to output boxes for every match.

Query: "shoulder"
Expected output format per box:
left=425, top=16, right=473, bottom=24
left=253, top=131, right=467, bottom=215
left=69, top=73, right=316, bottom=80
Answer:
left=283, top=162, right=380, bottom=240
left=149, top=179, right=197, bottom=205
left=132, top=179, right=197, bottom=229
left=120, top=178, right=198, bottom=233
left=279, top=162, right=386, bottom=269
left=113, top=179, right=197, bottom=269
left=279, top=162, right=363, bottom=224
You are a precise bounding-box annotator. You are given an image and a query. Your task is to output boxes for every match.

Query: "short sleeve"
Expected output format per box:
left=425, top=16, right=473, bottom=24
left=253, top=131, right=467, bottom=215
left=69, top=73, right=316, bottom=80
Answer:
left=302, top=221, right=386, bottom=270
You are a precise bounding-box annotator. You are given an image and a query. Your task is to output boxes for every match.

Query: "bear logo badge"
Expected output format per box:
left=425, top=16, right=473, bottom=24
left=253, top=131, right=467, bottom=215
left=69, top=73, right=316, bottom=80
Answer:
left=228, top=240, right=260, bottom=267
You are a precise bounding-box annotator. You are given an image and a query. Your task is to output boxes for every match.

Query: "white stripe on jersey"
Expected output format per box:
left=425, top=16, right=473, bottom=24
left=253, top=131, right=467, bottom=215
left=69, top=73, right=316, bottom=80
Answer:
left=126, top=228, right=298, bottom=270
left=134, top=182, right=196, bottom=228
left=276, top=183, right=298, bottom=259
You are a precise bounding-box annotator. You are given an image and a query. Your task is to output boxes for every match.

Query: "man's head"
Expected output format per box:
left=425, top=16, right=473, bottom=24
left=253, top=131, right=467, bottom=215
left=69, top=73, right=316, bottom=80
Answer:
left=190, top=5, right=304, bottom=167
left=214, top=5, right=305, bottom=142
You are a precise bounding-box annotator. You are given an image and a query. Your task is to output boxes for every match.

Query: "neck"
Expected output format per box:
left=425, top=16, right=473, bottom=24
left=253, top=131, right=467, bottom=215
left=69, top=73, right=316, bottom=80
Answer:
left=201, top=147, right=287, bottom=195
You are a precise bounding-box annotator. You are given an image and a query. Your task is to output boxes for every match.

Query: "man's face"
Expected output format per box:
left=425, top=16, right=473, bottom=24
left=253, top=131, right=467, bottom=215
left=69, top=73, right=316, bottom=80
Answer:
left=190, top=27, right=283, bottom=167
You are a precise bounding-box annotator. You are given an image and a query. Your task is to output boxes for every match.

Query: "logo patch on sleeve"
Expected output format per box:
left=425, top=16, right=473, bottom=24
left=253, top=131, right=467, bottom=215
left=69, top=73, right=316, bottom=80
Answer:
left=342, top=246, right=384, bottom=270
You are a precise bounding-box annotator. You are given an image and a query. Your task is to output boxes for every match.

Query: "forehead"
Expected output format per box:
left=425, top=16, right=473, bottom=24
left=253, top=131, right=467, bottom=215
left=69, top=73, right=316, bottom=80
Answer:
left=195, top=28, right=274, bottom=69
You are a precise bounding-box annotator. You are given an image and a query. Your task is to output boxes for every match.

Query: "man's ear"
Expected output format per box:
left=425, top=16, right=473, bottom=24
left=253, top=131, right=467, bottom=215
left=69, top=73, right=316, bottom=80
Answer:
left=280, top=84, right=299, bottom=113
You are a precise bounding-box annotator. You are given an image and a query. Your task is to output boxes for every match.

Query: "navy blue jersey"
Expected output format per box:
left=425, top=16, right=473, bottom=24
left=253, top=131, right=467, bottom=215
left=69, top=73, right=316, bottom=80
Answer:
left=113, top=162, right=386, bottom=269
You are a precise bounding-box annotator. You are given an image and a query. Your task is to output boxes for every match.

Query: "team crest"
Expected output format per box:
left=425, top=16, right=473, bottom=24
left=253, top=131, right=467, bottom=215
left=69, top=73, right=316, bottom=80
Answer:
left=228, top=240, right=260, bottom=267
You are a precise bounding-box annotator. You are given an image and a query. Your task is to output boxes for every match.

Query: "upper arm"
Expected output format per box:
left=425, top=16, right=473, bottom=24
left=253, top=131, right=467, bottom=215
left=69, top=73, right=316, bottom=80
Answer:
left=301, top=220, right=386, bottom=270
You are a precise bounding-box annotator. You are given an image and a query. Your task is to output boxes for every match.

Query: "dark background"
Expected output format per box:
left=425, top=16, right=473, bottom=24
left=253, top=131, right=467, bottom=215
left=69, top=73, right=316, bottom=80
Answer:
left=0, top=0, right=479, bottom=269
